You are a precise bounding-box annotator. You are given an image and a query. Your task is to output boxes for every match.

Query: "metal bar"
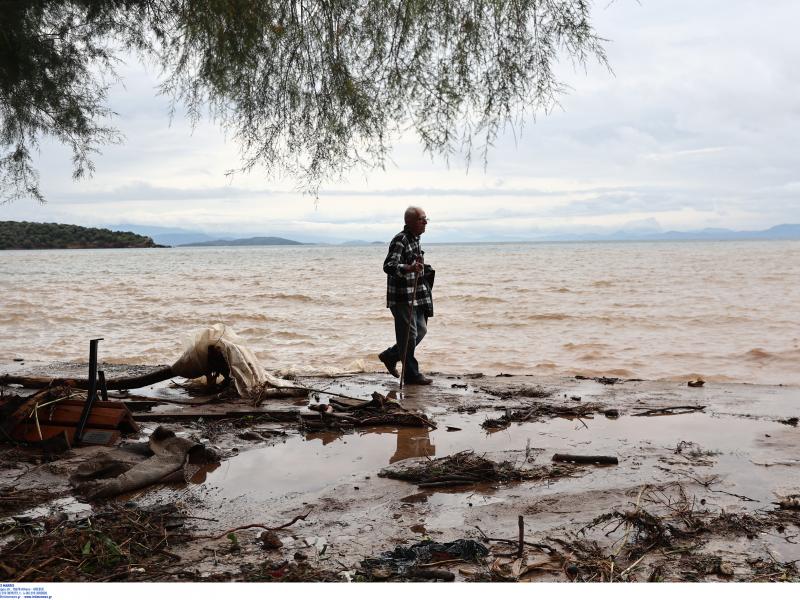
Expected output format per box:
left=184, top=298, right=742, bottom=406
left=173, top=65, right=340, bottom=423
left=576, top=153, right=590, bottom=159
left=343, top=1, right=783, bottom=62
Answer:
left=98, top=370, right=109, bottom=402
left=73, top=338, right=103, bottom=445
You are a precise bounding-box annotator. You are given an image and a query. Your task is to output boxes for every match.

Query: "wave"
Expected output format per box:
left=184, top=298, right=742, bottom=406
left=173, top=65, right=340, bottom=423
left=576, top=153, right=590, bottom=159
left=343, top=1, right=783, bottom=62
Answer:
left=562, top=342, right=609, bottom=350
left=745, top=347, right=773, bottom=360
left=266, top=292, right=317, bottom=302
left=527, top=313, right=572, bottom=321
left=743, top=347, right=800, bottom=362
left=440, top=294, right=508, bottom=304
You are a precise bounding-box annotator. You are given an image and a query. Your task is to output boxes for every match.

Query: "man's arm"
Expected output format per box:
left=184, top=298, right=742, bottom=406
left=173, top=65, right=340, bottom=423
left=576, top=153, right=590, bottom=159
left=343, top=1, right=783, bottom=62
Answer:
left=384, top=235, right=422, bottom=277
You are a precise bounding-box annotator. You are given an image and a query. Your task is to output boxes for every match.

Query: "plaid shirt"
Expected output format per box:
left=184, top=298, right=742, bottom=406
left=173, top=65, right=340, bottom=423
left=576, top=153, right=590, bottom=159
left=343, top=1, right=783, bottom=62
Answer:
left=383, top=227, right=434, bottom=316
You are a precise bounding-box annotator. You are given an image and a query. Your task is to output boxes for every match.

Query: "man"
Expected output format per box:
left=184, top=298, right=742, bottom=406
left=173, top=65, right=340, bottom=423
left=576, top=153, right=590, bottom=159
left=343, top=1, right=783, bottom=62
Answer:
left=379, top=206, right=434, bottom=385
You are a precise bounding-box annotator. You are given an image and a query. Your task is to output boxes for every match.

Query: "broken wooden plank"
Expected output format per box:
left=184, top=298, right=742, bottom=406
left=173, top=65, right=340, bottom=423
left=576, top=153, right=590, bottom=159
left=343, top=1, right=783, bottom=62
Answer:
left=11, top=424, right=120, bottom=446
left=131, top=409, right=302, bottom=422
left=27, top=405, right=138, bottom=433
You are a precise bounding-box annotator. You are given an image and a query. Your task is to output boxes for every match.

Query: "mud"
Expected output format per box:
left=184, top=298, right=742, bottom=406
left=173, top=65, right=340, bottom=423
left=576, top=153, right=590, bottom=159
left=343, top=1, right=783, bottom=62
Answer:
left=1, top=364, right=799, bottom=582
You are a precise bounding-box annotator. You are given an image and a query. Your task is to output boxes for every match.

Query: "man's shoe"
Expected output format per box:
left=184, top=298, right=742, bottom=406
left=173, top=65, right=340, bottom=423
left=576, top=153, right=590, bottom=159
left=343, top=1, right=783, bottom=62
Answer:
left=378, top=351, right=400, bottom=378
left=404, top=374, right=433, bottom=385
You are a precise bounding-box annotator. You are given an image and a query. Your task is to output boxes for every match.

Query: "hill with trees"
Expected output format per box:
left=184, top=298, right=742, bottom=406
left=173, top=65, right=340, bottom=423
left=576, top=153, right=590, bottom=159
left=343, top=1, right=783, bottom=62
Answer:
left=0, top=221, right=160, bottom=250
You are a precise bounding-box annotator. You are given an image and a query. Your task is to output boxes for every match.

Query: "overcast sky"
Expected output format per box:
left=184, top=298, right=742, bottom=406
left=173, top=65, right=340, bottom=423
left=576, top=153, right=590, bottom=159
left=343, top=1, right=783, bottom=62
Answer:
left=4, top=0, right=799, bottom=243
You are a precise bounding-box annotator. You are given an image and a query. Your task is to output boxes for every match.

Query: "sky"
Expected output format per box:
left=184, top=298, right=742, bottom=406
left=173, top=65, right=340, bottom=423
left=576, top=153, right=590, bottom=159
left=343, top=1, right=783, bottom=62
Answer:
left=3, top=0, right=800, bottom=243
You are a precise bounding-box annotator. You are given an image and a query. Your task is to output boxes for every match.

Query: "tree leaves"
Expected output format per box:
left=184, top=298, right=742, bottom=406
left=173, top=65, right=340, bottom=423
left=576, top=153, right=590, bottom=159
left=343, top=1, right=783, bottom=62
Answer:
left=1, top=1, right=610, bottom=202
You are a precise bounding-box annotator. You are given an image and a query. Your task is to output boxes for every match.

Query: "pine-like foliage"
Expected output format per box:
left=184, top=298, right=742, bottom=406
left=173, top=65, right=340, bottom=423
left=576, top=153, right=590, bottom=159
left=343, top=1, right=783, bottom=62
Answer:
left=0, top=1, right=609, bottom=202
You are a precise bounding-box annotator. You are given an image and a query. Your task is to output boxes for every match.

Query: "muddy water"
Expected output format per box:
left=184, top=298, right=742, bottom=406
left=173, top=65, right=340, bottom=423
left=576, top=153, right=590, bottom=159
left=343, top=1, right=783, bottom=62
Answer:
left=198, top=411, right=798, bottom=517
left=3, top=240, right=800, bottom=384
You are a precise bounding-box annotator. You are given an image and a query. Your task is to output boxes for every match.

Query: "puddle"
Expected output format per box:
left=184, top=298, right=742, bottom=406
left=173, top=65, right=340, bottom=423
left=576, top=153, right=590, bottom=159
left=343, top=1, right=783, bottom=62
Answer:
left=199, top=411, right=799, bottom=509
left=15, top=496, right=93, bottom=521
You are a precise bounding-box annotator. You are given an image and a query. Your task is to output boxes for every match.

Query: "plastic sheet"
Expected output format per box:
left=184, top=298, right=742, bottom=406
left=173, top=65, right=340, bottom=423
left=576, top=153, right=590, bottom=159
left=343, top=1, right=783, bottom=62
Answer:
left=170, top=323, right=294, bottom=396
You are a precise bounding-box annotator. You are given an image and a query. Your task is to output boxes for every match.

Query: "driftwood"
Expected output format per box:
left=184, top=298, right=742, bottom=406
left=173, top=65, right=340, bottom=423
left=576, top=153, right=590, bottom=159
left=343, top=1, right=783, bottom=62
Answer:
left=1, top=366, right=174, bottom=391
left=551, top=453, right=618, bottom=465
left=632, top=405, right=705, bottom=417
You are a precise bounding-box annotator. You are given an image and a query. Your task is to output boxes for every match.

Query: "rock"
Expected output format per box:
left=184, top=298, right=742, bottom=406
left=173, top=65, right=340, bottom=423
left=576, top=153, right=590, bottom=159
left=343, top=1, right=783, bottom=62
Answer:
left=260, top=531, right=283, bottom=550
left=717, top=562, right=734, bottom=577
left=370, top=566, right=393, bottom=580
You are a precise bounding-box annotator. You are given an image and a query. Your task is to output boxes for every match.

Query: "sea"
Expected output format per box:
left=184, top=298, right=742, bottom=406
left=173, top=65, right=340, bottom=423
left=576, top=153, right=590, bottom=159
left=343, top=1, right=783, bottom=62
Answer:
left=1, top=240, right=799, bottom=385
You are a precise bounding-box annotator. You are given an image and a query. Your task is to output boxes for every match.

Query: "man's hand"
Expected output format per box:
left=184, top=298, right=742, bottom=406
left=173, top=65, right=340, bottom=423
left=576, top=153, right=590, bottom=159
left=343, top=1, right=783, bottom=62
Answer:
left=404, top=260, right=423, bottom=273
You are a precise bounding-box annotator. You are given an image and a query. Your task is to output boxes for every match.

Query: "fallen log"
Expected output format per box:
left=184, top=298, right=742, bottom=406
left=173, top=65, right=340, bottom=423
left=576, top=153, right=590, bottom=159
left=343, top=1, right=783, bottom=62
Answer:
left=551, top=453, right=618, bottom=465
left=1, top=366, right=175, bottom=391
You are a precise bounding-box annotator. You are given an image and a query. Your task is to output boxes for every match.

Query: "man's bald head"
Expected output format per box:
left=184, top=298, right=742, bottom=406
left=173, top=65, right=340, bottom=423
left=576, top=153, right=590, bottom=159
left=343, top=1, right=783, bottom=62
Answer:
left=404, top=206, right=427, bottom=236
left=404, top=206, right=422, bottom=225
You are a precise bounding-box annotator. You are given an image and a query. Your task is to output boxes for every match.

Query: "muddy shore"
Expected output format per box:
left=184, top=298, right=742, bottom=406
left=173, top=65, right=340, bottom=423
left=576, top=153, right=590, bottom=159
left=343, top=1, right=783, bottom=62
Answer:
left=2, top=362, right=799, bottom=582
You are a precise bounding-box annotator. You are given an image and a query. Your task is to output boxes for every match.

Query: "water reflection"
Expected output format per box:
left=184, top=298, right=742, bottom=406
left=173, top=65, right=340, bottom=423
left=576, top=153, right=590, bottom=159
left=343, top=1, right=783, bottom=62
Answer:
left=390, top=427, right=435, bottom=464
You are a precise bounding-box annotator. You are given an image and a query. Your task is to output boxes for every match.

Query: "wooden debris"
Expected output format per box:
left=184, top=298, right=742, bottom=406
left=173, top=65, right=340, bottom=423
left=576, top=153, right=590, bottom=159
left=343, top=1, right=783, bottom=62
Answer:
left=1, top=387, right=136, bottom=447
left=552, top=453, right=618, bottom=465
left=632, top=405, right=705, bottom=417
left=381, top=450, right=580, bottom=486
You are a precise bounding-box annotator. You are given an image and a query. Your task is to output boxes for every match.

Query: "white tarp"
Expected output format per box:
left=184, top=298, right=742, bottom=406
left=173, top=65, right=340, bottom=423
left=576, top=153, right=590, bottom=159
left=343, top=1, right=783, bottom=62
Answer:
left=170, top=323, right=294, bottom=396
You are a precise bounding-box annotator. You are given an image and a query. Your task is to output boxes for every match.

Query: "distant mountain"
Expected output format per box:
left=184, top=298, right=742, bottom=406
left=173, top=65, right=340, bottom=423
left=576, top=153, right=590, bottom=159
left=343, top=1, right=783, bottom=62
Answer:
left=107, top=224, right=234, bottom=246
left=339, top=240, right=384, bottom=246
left=615, top=224, right=800, bottom=241
left=180, top=236, right=304, bottom=247
left=0, top=221, right=160, bottom=250
left=532, top=224, right=800, bottom=242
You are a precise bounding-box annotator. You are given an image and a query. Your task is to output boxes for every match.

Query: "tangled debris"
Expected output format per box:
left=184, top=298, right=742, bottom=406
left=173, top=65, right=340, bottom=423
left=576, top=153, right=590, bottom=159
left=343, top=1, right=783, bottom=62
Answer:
left=479, top=385, right=552, bottom=400
left=0, top=503, right=189, bottom=582
left=236, top=560, right=343, bottom=582
left=360, top=539, right=489, bottom=581
left=546, top=484, right=800, bottom=582
left=379, top=450, right=580, bottom=488
left=0, top=486, right=62, bottom=519
left=302, top=392, right=435, bottom=431
left=482, top=401, right=604, bottom=429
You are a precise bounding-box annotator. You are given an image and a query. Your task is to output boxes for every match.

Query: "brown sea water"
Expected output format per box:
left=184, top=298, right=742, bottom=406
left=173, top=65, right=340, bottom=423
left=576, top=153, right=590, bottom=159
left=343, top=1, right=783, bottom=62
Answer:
left=1, top=241, right=799, bottom=384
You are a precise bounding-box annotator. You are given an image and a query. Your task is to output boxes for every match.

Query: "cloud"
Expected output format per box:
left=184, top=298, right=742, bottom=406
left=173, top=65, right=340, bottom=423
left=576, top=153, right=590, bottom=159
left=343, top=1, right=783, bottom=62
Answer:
left=5, top=0, right=800, bottom=240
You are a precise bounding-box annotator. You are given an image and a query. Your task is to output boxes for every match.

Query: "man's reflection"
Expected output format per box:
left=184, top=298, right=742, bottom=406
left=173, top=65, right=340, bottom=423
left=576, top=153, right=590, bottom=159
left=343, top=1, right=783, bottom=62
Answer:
left=390, top=427, right=435, bottom=463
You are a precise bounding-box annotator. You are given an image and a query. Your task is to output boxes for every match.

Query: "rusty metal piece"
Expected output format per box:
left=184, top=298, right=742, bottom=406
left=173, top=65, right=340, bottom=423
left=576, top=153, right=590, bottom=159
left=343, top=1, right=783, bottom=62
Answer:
left=74, top=338, right=103, bottom=445
left=98, top=370, right=109, bottom=402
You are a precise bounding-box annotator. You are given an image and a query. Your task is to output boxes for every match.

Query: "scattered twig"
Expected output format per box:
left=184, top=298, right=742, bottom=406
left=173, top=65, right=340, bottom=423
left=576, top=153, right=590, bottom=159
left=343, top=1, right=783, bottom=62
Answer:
left=195, top=510, right=312, bottom=540
left=474, top=525, right=555, bottom=553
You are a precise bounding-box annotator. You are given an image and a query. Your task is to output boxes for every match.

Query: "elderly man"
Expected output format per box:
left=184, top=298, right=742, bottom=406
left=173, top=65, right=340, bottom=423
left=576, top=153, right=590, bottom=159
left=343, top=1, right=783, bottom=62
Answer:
left=379, top=206, right=434, bottom=385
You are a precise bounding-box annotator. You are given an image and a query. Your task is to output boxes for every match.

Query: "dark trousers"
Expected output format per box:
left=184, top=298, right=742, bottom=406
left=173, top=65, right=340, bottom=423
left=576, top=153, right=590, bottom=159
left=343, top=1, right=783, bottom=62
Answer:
left=384, top=305, right=428, bottom=380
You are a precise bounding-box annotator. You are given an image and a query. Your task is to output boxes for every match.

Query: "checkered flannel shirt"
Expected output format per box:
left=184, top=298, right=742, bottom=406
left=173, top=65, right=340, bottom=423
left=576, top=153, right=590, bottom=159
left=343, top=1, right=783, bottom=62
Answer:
left=383, top=227, right=434, bottom=316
